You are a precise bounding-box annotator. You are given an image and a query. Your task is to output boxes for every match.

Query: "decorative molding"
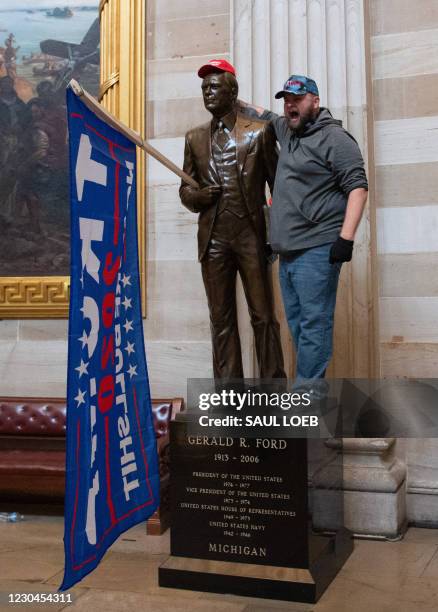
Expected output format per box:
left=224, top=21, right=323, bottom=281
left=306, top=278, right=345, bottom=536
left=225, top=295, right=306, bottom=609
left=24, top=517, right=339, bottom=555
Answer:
left=99, top=0, right=109, bottom=15
left=98, top=70, right=120, bottom=100
left=100, top=0, right=147, bottom=315
left=0, top=277, right=70, bottom=318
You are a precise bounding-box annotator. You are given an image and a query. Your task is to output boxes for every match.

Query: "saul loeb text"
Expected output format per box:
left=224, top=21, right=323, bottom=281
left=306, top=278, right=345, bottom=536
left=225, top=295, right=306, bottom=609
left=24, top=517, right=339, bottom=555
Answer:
left=198, top=414, right=318, bottom=427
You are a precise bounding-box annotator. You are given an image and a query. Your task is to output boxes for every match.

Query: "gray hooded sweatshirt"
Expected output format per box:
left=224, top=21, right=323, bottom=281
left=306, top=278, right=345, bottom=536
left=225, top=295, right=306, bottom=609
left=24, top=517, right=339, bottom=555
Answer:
left=267, top=108, right=368, bottom=254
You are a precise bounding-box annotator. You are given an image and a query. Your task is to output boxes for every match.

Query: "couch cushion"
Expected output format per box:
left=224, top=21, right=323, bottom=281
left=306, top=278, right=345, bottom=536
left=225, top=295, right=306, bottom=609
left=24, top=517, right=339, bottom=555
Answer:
left=0, top=400, right=66, bottom=436
left=0, top=398, right=175, bottom=438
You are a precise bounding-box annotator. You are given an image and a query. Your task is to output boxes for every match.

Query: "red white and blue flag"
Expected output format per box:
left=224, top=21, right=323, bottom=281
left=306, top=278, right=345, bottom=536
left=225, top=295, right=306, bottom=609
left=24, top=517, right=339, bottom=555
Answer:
left=61, top=89, right=159, bottom=590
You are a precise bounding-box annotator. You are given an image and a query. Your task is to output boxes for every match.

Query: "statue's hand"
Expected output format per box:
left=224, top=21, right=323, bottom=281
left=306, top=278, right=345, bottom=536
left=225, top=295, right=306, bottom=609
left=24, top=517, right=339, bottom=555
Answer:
left=197, top=185, right=222, bottom=208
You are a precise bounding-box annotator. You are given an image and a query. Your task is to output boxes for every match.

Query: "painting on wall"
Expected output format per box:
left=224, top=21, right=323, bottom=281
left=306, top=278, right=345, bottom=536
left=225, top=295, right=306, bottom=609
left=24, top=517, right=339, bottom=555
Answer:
left=0, top=1, right=99, bottom=317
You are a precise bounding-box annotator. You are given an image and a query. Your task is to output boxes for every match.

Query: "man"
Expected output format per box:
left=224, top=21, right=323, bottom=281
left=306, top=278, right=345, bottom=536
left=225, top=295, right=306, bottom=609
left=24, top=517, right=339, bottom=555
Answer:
left=0, top=75, right=28, bottom=142
left=0, top=75, right=28, bottom=219
left=16, top=98, right=50, bottom=234
left=241, top=75, right=368, bottom=382
left=34, top=81, right=69, bottom=223
left=4, top=34, right=19, bottom=80
left=180, top=59, right=285, bottom=380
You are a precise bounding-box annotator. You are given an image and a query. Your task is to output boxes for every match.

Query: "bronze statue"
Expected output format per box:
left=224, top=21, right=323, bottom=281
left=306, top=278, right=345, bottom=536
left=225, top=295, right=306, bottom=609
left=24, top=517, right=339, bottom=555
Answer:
left=180, top=59, right=285, bottom=379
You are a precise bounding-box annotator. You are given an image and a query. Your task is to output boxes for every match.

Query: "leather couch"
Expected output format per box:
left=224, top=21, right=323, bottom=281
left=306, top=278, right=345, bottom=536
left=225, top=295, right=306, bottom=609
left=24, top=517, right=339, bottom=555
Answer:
left=0, top=396, right=183, bottom=533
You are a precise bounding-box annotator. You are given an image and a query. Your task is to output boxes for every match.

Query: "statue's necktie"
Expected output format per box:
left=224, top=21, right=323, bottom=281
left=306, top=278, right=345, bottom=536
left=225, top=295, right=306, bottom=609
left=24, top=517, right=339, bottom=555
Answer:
left=215, top=120, right=229, bottom=149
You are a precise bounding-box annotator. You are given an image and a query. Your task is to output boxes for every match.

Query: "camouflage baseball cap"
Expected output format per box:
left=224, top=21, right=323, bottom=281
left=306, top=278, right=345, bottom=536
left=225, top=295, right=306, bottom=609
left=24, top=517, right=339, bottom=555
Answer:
left=274, top=75, right=319, bottom=98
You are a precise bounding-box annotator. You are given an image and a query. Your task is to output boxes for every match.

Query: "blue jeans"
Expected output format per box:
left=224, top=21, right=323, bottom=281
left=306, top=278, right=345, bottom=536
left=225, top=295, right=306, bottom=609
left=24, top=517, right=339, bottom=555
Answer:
left=279, top=243, right=341, bottom=380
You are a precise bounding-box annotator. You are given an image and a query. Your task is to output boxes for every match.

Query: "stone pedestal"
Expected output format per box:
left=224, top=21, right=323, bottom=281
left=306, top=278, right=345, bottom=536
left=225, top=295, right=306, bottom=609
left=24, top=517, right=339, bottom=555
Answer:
left=407, top=439, right=438, bottom=527
left=312, top=438, right=407, bottom=539
left=159, top=420, right=353, bottom=603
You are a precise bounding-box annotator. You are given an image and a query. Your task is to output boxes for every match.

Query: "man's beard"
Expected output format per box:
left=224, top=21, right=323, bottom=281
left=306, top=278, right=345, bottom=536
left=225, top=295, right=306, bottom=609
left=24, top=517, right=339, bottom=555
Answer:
left=287, top=107, right=317, bottom=134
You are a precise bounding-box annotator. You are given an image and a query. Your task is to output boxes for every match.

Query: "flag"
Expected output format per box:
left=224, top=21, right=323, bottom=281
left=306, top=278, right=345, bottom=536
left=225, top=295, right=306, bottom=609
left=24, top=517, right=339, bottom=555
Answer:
left=61, top=89, right=160, bottom=590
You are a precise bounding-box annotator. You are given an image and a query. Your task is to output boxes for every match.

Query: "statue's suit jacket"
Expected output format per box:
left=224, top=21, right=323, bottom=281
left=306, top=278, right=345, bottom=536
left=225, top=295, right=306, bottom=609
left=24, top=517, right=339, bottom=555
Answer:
left=179, top=112, right=278, bottom=261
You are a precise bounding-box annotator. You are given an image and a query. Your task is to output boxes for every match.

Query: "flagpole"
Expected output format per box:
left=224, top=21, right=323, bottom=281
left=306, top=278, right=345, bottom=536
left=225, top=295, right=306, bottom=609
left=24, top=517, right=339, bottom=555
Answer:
left=68, top=79, right=200, bottom=189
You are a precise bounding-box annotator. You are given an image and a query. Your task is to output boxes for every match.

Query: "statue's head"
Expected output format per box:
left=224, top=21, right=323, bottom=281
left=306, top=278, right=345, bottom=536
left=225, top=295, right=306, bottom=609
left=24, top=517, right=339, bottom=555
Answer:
left=37, top=80, right=55, bottom=101
left=198, top=59, right=238, bottom=118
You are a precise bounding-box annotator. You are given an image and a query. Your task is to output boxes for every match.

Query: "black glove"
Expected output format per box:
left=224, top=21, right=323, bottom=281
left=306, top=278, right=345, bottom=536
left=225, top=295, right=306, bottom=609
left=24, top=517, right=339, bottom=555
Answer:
left=329, top=236, right=354, bottom=264
left=264, top=243, right=278, bottom=264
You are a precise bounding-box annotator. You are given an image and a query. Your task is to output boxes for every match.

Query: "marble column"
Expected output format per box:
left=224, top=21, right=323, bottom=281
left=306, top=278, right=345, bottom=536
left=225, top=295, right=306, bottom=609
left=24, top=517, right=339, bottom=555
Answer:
left=231, top=0, right=376, bottom=379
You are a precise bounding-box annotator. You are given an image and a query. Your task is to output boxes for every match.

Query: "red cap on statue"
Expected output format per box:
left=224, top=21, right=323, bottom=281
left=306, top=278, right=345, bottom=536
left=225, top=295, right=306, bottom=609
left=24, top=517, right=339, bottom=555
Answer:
left=197, top=59, right=236, bottom=78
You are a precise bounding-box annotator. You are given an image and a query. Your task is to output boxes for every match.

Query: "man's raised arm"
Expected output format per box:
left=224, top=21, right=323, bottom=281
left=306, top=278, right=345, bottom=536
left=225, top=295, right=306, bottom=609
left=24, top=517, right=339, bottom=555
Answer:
left=237, top=99, right=279, bottom=122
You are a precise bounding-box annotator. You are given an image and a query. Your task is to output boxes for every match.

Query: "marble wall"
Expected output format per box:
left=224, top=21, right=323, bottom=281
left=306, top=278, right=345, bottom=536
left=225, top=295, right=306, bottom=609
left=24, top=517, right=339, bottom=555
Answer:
left=369, top=0, right=438, bottom=526
left=143, top=0, right=231, bottom=398
left=0, top=319, right=68, bottom=397
left=370, top=0, right=438, bottom=377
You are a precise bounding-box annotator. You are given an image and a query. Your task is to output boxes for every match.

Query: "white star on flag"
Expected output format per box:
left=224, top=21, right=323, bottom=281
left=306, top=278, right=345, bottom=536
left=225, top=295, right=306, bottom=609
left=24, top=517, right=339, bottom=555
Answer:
left=123, top=319, right=134, bottom=333
left=125, top=341, right=135, bottom=355
left=75, top=359, right=89, bottom=378
left=121, top=274, right=131, bottom=288
left=74, top=389, right=86, bottom=407
left=127, top=363, right=138, bottom=379
left=78, top=330, right=89, bottom=348
left=122, top=296, right=132, bottom=310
